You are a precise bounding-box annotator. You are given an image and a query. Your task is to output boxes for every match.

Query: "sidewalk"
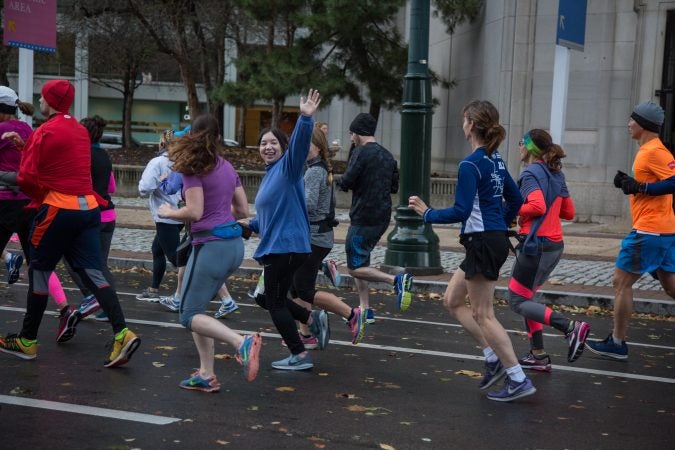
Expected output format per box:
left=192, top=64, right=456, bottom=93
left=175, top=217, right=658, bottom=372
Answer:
left=103, top=197, right=673, bottom=316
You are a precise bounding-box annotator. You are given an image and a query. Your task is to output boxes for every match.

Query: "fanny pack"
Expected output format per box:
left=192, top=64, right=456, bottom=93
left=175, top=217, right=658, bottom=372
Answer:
left=191, top=221, right=243, bottom=240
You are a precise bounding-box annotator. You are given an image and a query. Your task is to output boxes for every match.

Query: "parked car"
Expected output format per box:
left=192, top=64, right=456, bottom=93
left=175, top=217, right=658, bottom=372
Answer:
left=99, top=132, right=142, bottom=149
left=224, top=138, right=239, bottom=148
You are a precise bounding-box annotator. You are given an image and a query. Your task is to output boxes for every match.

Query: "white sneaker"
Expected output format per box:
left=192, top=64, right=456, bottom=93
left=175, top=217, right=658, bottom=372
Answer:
left=214, top=300, right=239, bottom=319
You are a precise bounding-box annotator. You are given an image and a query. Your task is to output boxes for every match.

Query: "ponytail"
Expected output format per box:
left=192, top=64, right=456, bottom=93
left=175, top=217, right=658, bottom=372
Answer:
left=17, top=101, right=34, bottom=116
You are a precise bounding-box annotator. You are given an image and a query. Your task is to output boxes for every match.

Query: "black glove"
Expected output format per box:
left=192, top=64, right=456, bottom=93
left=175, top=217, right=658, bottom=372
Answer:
left=614, top=170, right=629, bottom=188
left=621, top=176, right=645, bottom=195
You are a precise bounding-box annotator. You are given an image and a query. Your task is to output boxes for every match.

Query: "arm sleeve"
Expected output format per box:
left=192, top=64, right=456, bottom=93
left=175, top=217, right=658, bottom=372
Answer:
left=285, top=115, right=313, bottom=179
left=559, top=195, right=575, bottom=220
left=17, top=129, right=46, bottom=201
left=304, top=167, right=322, bottom=213
left=138, top=158, right=162, bottom=197
left=390, top=163, right=399, bottom=194
left=336, top=148, right=363, bottom=192
left=249, top=216, right=259, bottom=234
left=160, top=171, right=183, bottom=195
left=644, top=175, right=675, bottom=195
left=519, top=189, right=546, bottom=218
left=108, top=172, right=116, bottom=194
left=424, top=161, right=478, bottom=224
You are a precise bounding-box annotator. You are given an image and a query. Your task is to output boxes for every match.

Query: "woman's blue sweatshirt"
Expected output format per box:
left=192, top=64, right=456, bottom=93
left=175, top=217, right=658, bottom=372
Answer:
left=250, top=115, right=313, bottom=260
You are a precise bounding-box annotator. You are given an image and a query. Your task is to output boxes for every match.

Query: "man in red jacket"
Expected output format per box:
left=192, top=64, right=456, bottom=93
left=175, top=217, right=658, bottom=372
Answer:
left=0, top=79, right=141, bottom=367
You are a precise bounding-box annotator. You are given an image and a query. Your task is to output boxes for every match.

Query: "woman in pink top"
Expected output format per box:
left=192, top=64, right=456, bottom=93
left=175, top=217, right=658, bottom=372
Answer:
left=508, top=129, right=590, bottom=372
left=0, top=86, right=34, bottom=270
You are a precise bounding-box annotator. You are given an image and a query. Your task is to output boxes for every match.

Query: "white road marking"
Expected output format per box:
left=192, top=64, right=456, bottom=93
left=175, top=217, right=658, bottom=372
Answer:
left=0, top=394, right=181, bottom=425
left=2, top=296, right=674, bottom=386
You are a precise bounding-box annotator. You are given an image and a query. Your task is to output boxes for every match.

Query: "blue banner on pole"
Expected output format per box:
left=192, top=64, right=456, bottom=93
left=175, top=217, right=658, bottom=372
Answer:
left=556, top=0, right=588, bottom=51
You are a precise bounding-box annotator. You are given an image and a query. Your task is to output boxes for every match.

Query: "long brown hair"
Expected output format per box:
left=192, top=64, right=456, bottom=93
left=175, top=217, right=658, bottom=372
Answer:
left=168, top=114, right=223, bottom=176
left=461, top=100, right=505, bottom=155
left=80, top=115, right=107, bottom=144
left=526, top=128, right=566, bottom=172
left=311, top=127, right=333, bottom=184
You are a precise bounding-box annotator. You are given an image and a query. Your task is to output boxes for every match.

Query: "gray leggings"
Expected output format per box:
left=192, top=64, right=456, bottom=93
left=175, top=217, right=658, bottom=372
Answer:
left=179, top=238, right=244, bottom=330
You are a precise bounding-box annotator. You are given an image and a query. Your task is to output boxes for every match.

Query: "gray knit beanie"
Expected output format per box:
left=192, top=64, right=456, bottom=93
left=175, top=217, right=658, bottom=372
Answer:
left=631, top=101, right=664, bottom=133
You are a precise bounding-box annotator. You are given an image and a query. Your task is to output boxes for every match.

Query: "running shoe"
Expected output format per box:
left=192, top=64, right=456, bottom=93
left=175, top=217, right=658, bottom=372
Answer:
left=214, top=299, right=239, bottom=319
left=348, top=307, right=365, bottom=345
left=479, top=359, right=506, bottom=390
left=56, top=306, right=81, bottom=343
left=487, top=377, right=537, bottom=402
left=236, top=333, right=262, bottom=382
left=159, top=294, right=180, bottom=312
left=136, top=288, right=161, bottom=302
left=518, top=352, right=552, bottom=372
left=179, top=373, right=221, bottom=393
left=322, top=260, right=341, bottom=288
left=77, top=295, right=100, bottom=318
left=5, top=252, right=23, bottom=284
left=585, top=334, right=629, bottom=360
left=394, top=273, right=413, bottom=311
left=281, top=334, right=319, bottom=350
left=566, top=320, right=591, bottom=362
left=308, top=309, right=330, bottom=350
left=271, top=352, right=314, bottom=371
left=0, top=334, right=37, bottom=360
left=365, top=308, right=375, bottom=324
left=104, top=328, right=141, bottom=368
left=94, top=310, right=110, bottom=322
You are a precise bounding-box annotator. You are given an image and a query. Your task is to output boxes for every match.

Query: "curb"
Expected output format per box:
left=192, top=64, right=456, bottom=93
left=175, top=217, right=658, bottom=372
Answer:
left=108, top=256, right=674, bottom=317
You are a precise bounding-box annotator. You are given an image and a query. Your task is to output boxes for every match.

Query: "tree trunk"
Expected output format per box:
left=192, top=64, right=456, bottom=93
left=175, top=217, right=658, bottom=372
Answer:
left=271, top=100, right=281, bottom=128
left=179, top=64, right=200, bottom=119
left=121, top=68, right=136, bottom=147
left=237, top=106, right=247, bottom=145
left=369, top=102, right=381, bottom=123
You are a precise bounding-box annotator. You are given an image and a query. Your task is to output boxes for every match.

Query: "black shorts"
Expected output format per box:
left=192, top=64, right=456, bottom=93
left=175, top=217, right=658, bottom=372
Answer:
left=459, top=231, right=509, bottom=281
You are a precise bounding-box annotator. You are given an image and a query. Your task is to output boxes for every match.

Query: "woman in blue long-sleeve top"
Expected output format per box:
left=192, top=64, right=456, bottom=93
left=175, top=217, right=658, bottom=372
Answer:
left=245, top=89, right=330, bottom=371
left=409, top=100, right=535, bottom=403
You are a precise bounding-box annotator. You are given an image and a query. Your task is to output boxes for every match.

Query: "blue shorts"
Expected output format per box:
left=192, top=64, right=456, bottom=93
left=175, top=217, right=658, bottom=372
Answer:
left=616, top=230, right=675, bottom=274
left=345, top=223, right=389, bottom=270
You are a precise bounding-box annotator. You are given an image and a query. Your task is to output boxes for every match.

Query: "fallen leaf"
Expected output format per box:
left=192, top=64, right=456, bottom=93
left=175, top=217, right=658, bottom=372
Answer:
left=215, top=440, right=229, bottom=445
left=455, top=369, right=482, bottom=379
left=152, top=362, right=165, bottom=368
left=154, top=346, right=176, bottom=350
left=276, top=386, right=296, bottom=392
left=428, top=293, right=442, bottom=300
left=379, top=444, right=396, bottom=450
left=215, top=353, right=233, bottom=360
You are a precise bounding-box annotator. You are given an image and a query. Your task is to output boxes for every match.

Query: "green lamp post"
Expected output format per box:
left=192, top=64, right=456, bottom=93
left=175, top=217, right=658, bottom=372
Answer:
left=383, top=0, right=443, bottom=275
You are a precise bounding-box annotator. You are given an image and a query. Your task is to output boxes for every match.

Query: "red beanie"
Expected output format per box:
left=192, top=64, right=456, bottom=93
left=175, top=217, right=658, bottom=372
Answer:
left=41, top=79, right=75, bottom=113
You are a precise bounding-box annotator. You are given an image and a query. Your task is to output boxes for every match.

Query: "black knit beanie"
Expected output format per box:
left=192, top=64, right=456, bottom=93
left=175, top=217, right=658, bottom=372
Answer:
left=349, top=113, right=377, bottom=136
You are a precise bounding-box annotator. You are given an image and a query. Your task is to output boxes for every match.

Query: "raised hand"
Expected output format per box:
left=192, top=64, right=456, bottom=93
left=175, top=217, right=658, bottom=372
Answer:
left=299, top=89, right=321, bottom=117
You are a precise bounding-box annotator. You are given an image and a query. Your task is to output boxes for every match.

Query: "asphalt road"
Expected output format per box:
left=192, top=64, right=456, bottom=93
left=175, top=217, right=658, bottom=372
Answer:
left=0, top=268, right=673, bottom=449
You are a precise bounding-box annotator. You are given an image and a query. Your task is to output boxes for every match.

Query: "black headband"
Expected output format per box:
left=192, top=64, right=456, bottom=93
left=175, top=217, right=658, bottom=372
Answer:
left=0, top=104, right=17, bottom=115
left=631, top=112, right=660, bottom=133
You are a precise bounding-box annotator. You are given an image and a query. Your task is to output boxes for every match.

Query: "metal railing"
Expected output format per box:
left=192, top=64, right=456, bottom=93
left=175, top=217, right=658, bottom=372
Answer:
left=113, top=165, right=457, bottom=208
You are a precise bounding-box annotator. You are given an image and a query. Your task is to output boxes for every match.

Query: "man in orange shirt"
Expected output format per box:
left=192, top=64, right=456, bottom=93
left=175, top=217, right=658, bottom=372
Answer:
left=587, top=102, right=675, bottom=360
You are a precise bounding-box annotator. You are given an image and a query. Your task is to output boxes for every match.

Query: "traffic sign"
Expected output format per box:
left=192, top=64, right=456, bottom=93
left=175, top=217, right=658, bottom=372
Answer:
left=556, top=0, right=588, bottom=51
